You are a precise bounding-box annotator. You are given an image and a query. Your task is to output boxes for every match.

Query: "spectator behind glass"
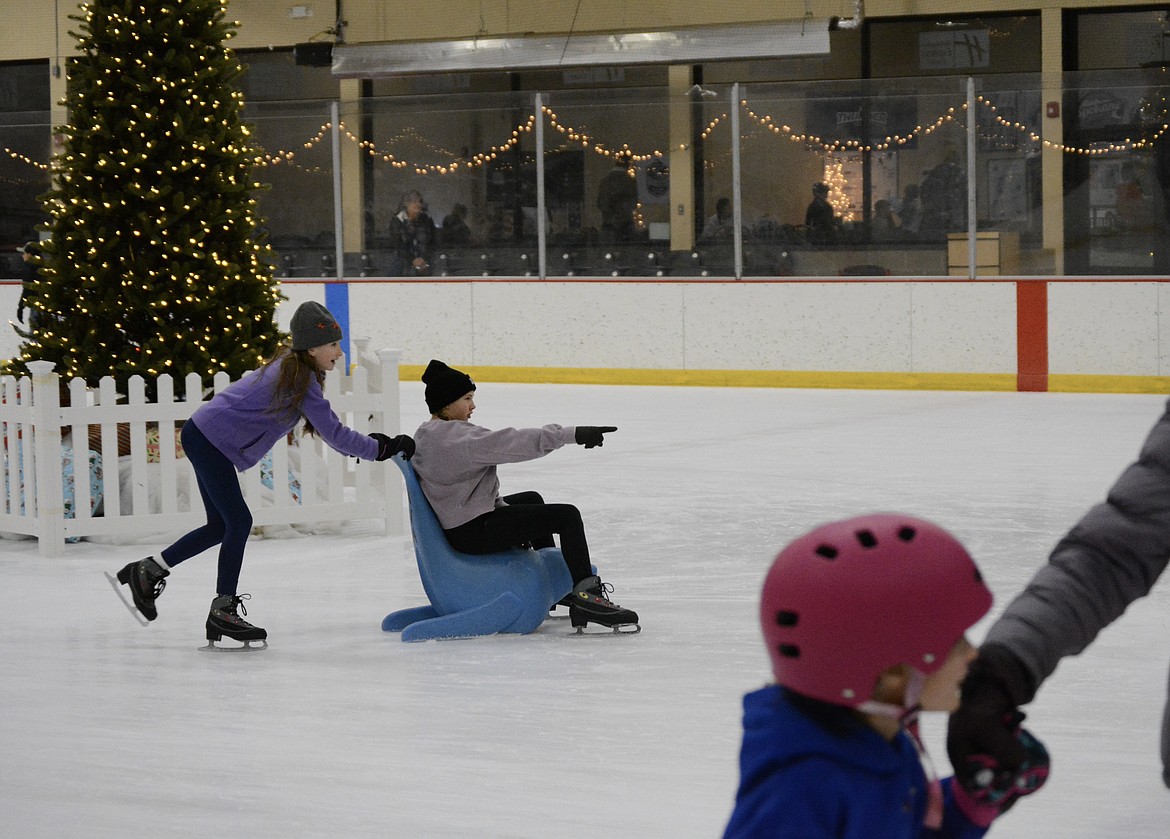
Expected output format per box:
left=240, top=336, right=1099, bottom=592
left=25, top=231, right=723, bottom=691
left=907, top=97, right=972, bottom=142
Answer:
left=388, top=190, right=438, bottom=276
left=596, top=152, right=639, bottom=243
left=804, top=181, right=838, bottom=244
left=897, top=183, right=923, bottom=237
left=440, top=203, right=472, bottom=247
left=701, top=197, right=735, bottom=242
left=14, top=241, right=41, bottom=334
left=871, top=198, right=901, bottom=242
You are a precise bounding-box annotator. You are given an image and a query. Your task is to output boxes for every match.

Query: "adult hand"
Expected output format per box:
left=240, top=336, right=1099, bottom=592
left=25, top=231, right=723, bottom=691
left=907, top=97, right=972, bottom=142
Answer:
left=370, top=433, right=415, bottom=461
left=574, top=426, right=617, bottom=448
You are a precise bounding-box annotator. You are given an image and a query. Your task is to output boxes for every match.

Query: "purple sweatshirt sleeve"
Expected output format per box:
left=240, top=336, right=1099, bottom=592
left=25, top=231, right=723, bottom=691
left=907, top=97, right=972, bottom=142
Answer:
left=300, top=379, right=379, bottom=461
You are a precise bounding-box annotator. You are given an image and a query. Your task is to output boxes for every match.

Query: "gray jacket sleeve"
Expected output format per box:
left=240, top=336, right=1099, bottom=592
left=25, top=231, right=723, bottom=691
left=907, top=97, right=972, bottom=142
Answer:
left=983, top=397, right=1170, bottom=700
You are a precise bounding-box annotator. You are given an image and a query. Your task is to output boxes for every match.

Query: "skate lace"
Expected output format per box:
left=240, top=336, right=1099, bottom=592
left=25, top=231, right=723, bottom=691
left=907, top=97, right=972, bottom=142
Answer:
left=226, top=593, right=254, bottom=624
left=592, top=579, right=617, bottom=606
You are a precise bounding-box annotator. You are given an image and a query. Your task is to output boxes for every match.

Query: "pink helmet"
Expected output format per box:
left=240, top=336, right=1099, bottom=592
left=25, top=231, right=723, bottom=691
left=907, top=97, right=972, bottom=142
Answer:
left=761, top=513, right=992, bottom=709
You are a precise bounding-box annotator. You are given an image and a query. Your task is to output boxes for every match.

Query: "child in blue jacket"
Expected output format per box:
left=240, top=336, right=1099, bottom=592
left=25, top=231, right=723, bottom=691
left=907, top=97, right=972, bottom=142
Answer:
left=108, top=301, right=414, bottom=648
left=724, top=514, right=1049, bottom=838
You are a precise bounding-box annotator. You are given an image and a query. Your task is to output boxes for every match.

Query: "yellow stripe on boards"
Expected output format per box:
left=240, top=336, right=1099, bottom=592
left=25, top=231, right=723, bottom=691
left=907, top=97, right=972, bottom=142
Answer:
left=400, top=365, right=1023, bottom=392
left=403, top=365, right=1170, bottom=393
left=1047, top=375, right=1170, bottom=395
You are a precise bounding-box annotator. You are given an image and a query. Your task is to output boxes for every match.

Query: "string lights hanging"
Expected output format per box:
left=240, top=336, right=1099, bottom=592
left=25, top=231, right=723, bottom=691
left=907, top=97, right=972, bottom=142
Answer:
left=4, top=91, right=1167, bottom=182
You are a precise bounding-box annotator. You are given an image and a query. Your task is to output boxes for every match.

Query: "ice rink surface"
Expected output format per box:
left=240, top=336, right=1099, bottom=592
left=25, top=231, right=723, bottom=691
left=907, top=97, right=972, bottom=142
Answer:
left=3, top=381, right=1169, bottom=838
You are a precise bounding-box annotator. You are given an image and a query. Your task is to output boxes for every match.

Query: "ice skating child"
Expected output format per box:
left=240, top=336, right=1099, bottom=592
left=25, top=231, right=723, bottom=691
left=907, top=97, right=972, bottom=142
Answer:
left=109, top=301, right=414, bottom=647
left=410, top=359, right=638, bottom=632
left=724, top=514, right=1048, bottom=839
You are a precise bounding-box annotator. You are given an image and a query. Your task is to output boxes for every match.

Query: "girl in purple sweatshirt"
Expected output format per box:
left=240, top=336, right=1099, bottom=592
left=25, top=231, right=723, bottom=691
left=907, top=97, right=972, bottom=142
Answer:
left=109, top=301, right=414, bottom=648
left=410, top=359, right=639, bottom=633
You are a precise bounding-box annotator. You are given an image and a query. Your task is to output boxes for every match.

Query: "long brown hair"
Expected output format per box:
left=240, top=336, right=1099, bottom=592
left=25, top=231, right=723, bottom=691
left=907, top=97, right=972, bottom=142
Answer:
left=262, top=345, right=326, bottom=437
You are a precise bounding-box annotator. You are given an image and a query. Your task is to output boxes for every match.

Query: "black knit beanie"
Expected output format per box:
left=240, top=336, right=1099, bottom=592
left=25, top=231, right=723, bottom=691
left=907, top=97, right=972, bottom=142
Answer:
left=423, top=359, right=476, bottom=414
left=290, top=301, right=343, bottom=351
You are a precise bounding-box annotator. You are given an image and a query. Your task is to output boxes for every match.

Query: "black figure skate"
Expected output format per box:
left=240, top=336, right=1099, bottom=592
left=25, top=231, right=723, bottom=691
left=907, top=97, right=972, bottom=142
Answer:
left=202, top=594, right=268, bottom=651
left=565, top=575, right=640, bottom=635
left=106, top=556, right=169, bottom=625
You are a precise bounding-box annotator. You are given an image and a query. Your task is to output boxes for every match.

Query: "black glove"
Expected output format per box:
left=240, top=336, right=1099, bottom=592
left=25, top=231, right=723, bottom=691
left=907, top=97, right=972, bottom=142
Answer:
left=370, top=433, right=415, bottom=461
left=574, top=426, right=617, bottom=448
left=948, top=644, right=1048, bottom=823
left=950, top=712, right=1050, bottom=826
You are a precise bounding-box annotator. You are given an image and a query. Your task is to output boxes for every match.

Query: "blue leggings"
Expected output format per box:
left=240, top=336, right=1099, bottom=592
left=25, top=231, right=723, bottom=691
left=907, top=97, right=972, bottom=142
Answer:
left=160, top=419, right=252, bottom=596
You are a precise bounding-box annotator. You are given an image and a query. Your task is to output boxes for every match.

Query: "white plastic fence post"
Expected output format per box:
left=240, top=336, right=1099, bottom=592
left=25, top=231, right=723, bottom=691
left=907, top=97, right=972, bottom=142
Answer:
left=352, top=336, right=370, bottom=368
left=97, top=375, right=122, bottom=517
left=156, top=374, right=178, bottom=516
left=377, top=348, right=403, bottom=537
left=67, top=377, right=92, bottom=527
left=27, top=361, right=65, bottom=557
left=127, top=376, right=149, bottom=517
left=1, top=375, right=19, bottom=517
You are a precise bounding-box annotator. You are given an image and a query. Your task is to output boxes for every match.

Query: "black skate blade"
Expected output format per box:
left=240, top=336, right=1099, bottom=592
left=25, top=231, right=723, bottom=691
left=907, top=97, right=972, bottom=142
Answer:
left=571, top=622, right=641, bottom=637
left=199, top=638, right=268, bottom=652
left=105, top=571, right=149, bottom=627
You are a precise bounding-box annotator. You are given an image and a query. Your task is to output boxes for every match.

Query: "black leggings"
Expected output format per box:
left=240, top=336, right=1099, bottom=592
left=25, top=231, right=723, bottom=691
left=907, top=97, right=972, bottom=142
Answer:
left=444, top=491, right=592, bottom=584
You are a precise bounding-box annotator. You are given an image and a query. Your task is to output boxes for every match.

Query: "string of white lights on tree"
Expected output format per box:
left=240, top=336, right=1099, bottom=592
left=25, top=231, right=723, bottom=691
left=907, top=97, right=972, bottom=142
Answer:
left=1, top=0, right=284, bottom=388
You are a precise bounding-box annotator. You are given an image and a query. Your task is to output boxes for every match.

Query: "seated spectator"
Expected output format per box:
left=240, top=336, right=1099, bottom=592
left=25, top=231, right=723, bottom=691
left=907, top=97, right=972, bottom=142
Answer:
left=701, top=197, right=735, bottom=242
left=897, top=183, right=923, bottom=237
left=440, top=203, right=472, bottom=247
left=871, top=199, right=900, bottom=241
left=388, top=189, right=437, bottom=276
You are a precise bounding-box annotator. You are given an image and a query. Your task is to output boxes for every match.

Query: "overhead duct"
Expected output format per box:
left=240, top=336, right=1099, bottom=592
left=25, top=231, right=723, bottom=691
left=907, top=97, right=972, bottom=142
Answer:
left=331, top=21, right=832, bottom=77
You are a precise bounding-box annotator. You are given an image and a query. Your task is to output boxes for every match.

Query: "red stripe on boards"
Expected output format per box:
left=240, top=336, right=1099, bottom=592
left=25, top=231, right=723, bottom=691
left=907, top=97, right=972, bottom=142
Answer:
left=1016, top=281, right=1048, bottom=392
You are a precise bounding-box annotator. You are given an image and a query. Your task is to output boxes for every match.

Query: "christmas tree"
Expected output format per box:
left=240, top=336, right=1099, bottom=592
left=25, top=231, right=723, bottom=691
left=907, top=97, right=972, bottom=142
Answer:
left=4, top=0, right=283, bottom=389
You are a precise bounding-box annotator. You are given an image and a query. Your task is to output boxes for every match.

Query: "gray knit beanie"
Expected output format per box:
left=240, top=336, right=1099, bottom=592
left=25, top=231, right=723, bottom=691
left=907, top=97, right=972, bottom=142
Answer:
left=290, top=301, right=343, bottom=351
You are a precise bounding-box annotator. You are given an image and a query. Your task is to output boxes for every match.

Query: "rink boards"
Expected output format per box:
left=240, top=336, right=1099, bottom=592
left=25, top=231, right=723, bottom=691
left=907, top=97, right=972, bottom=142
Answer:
left=5, top=276, right=1169, bottom=393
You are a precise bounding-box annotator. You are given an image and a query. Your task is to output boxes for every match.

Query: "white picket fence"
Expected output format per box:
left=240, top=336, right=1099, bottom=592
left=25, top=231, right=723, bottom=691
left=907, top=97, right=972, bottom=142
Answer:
left=0, top=338, right=404, bottom=557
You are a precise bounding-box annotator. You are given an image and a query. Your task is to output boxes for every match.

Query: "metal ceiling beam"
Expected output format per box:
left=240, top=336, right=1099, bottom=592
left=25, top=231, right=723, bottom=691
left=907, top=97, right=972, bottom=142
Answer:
left=331, top=21, right=832, bottom=77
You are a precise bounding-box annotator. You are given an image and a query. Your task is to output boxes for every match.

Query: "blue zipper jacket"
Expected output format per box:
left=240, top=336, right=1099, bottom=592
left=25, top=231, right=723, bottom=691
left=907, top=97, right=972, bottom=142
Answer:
left=724, top=686, right=988, bottom=839
left=190, top=360, right=377, bottom=471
